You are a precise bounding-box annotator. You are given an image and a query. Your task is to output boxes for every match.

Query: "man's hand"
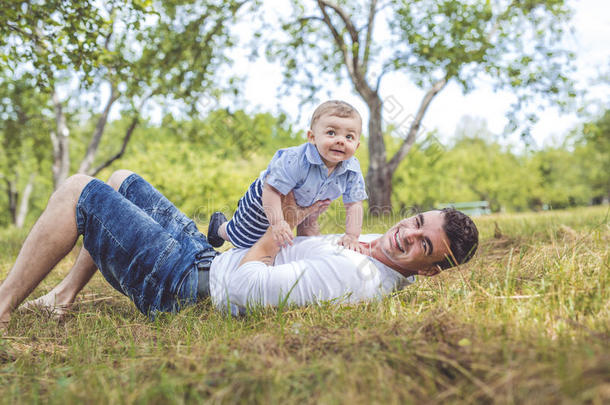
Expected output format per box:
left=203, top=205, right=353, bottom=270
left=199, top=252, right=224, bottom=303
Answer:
left=338, top=234, right=364, bottom=253
left=297, top=217, right=321, bottom=237
left=270, top=220, right=293, bottom=247
left=296, top=207, right=325, bottom=237
left=281, top=193, right=330, bottom=229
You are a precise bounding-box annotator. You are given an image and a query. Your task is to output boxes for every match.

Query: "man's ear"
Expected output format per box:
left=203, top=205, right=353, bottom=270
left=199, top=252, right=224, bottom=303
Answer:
left=417, top=265, right=442, bottom=277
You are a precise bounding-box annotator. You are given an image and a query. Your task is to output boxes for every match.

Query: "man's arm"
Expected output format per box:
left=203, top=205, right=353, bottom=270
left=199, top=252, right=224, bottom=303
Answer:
left=296, top=210, right=322, bottom=237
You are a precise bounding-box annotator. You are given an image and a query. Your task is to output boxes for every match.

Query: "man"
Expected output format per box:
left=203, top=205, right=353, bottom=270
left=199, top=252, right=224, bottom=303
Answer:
left=0, top=170, right=478, bottom=324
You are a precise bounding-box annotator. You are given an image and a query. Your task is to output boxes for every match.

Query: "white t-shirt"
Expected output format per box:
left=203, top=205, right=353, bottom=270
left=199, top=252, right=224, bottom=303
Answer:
left=209, top=234, right=415, bottom=315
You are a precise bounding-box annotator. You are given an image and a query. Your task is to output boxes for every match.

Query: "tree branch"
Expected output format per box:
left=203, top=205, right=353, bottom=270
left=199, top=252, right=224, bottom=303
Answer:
left=318, top=0, right=359, bottom=44
left=362, top=0, right=378, bottom=72
left=90, top=114, right=139, bottom=177
left=316, top=1, right=349, bottom=66
left=316, top=0, right=376, bottom=101
left=318, top=0, right=361, bottom=77
left=375, top=61, right=394, bottom=92
left=79, top=83, right=119, bottom=174
left=384, top=0, right=518, bottom=176
left=388, top=77, right=448, bottom=173
left=90, top=95, right=149, bottom=176
left=298, top=16, right=325, bottom=24
left=51, top=87, right=70, bottom=188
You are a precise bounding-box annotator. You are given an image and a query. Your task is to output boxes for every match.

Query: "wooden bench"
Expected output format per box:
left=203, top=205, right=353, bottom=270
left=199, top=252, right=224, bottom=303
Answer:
left=436, top=201, right=491, bottom=217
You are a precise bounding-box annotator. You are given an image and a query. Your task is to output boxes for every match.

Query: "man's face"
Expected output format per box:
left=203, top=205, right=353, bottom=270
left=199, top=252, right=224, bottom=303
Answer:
left=378, top=211, right=450, bottom=276
left=307, top=113, right=361, bottom=170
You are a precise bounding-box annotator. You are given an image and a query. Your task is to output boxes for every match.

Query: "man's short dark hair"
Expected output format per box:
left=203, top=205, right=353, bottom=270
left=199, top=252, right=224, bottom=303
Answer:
left=435, top=208, right=479, bottom=270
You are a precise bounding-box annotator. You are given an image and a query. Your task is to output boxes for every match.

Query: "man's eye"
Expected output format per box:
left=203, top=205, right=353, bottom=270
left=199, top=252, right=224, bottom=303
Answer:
left=422, top=239, right=427, bottom=253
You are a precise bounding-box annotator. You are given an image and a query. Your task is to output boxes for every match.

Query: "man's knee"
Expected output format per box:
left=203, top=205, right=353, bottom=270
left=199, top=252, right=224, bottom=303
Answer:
left=107, top=170, right=134, bottom=190
left=51, top=174, right=94, bottom=206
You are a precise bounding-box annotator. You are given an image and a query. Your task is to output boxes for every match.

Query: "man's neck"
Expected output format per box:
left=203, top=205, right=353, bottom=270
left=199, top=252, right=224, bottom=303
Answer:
left=360, top=239, right=417, bottom=278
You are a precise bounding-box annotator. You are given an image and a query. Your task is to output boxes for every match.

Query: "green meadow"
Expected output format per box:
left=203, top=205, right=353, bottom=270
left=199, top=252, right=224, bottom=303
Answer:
left=1, top=205, right=608, bottom=404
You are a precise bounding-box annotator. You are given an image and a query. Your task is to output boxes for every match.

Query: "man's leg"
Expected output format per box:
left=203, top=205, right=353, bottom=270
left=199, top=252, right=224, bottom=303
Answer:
left=21, top=170, right=136, bottom=315
left=0, top=174, right=93, bottom=324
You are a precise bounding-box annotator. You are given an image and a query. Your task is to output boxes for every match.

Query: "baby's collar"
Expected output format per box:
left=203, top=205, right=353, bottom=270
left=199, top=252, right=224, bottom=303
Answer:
left=304, top=143, right=360, bottom=174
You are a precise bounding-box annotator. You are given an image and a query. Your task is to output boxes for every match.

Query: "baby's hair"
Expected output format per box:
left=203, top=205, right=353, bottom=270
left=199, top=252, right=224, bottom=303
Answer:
left=310, top=100, right=362, bottom=129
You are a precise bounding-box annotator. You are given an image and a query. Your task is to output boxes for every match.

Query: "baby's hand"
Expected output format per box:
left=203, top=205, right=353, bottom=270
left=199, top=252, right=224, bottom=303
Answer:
left=270, top=220, right=293, bottom=247
left=338, top=234, right=363, bottom=253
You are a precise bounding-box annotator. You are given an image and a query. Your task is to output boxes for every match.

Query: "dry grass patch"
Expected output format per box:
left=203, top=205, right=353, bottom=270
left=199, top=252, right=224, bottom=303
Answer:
left=0, top=205, right=609, bottom=404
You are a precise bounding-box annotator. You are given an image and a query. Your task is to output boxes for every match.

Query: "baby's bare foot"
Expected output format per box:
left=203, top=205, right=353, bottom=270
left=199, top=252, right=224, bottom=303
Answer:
left=20, top=293, right=72, bottom=320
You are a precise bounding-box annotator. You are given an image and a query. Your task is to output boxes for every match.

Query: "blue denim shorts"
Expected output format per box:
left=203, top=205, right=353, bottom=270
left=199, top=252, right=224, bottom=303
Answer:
left=75, top=174, right=216, bottom=318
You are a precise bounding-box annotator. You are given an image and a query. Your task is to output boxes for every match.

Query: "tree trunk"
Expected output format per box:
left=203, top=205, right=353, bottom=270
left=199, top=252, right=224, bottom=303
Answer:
left=6, top=178, right=17, bottom=225
left=51, top=89, right=70, bottom=189
left=365, top=97, right=393, bottom=214
left=15, top=174, right=34, bottom=228
left=314, top=1, right=448, bottom=214
left=366, top=165, right=393, bottom=215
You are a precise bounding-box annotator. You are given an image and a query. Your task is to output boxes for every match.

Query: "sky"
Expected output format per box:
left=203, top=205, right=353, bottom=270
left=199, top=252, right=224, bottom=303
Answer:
left=224, top=0, right=610, bottom=148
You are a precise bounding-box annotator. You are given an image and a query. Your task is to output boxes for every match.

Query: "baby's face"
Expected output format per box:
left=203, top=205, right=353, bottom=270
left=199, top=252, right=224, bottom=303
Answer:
left=307, top=113, right=361, bottom=169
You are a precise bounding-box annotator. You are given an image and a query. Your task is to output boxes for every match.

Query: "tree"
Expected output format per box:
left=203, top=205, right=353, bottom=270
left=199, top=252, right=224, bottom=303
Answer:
left=0, top=73, right=53, bottom=227
left=161, top=108, right=300, bottom=158
left=1, top=0, right=253, bottom=189
left=268, top=0, right=577, bottom=213
left=576, top=109, right=610, bottom=203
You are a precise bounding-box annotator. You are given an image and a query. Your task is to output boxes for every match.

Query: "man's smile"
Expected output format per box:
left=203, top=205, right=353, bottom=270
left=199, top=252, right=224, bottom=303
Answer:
left=394, top=230, right=406, bottom=253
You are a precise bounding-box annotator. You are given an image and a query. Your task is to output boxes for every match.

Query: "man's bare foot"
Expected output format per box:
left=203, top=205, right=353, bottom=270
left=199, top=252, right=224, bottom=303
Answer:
left=19, top=292, right=73, bottom=320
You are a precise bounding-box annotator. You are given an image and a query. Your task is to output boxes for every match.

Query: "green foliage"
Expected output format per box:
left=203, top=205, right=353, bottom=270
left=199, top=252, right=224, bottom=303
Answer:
left=160, top=109, right=303, bottom=158
left=95, top=110, right=307, bottom=221
left=0, top=73, right=52, bottom=166
left=5, top=107, right=607, bottom=228
left=127, top=0, right=252, bottom=111
left=390, top=115, right=608, bottom=212
left=0, top=72, right=54, bottom=226
left=0, top=0, right=257, bottom=223
left=269, top=0, right=577, bottom=135
left=0, top=0, right=129, bottom=86
left=577, top=110, right=610, bottom=201
left=527, top=147, right=590, bottom=209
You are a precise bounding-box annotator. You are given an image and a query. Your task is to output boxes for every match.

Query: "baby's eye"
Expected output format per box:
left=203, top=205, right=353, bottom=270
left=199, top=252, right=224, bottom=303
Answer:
left=327, top=130, right=336, bottom=136
left=346, top=134, right=354, bottom=140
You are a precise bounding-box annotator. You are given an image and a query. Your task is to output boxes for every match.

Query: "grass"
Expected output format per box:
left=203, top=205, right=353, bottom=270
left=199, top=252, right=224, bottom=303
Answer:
left=1, top=205, right=609, bottom=404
